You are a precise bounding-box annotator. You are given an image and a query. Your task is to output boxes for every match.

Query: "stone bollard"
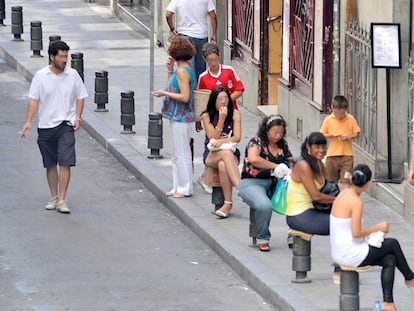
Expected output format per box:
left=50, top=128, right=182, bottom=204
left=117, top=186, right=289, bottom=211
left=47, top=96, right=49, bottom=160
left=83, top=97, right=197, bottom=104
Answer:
left=71, top=52, right=84, bottom=82
left=120, top=90, right=136, bottom=134
left=30, top=21, right=43, bottom=58
left=11, top=6, right=23, bottom=41
left=147, top=112, right=163, bottom=159
left=0, top=0, right=5, bottom=26
left=291, top=234, right=312, bottom=283
left=94, top=70, right=108, bottom=112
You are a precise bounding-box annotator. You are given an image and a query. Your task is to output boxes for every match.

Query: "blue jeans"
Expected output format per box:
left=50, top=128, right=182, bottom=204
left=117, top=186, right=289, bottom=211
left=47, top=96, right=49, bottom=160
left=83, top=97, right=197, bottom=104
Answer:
left=179, top=35, right=207, bottom=82
left=286, top=208, right=330, bottom=235
left=239, top=178, right=273, bottom=242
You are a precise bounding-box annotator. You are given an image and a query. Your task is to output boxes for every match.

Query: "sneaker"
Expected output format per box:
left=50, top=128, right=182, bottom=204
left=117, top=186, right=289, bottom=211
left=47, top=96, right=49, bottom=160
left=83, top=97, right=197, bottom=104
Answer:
left=197, top=175, right=213, bottom=194
left=45, top=197, right=58, bottom=210
left=56, top=200, right=70, bottom=214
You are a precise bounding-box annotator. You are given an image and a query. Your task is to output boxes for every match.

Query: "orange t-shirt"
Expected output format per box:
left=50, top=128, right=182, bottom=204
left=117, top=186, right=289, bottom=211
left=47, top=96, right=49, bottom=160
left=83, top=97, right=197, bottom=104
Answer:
left=320, top=113, right=360, bottom=157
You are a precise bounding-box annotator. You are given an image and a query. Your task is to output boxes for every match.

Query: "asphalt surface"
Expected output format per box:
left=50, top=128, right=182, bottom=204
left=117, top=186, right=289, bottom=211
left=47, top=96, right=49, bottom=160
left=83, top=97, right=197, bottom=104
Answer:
left=0, top=59, right=275, bottom=311
left=0, top=0, right=414, bottom=310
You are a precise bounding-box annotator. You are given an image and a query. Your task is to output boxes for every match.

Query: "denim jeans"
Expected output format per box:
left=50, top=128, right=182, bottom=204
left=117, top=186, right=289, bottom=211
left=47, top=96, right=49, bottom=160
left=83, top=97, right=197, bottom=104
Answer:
left=179, top=35, right=207, bottom=82
left=239, top=178, right=273, bottom=242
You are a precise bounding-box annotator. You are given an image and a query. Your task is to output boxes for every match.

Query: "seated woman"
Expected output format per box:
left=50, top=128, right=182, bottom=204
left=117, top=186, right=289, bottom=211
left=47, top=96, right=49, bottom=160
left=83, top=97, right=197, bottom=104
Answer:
left=285, top=132, right=336, bottom=235
left=201, top=86, right=241, bottom=218
left=330, top=164, right=414, bottom=311
left=239, top=115, right=294, bottom=252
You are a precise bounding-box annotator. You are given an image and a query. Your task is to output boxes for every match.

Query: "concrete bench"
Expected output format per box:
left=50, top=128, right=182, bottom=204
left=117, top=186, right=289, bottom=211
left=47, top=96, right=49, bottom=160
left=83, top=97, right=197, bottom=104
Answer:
left=339, top=264, right=371, bottom=311
left=288, top=229, right=313, bottom=283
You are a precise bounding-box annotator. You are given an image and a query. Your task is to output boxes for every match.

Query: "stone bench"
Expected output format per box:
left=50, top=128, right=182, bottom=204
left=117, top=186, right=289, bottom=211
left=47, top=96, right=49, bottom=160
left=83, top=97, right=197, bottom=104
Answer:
left=288, top=229, right=313, bottom=283
left=339, top=264, right=371, bottom=311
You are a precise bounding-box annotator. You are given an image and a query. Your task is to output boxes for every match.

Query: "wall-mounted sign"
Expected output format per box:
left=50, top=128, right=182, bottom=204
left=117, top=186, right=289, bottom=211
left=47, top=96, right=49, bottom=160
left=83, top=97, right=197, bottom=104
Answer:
left=371, top=23, right=401, bottom=68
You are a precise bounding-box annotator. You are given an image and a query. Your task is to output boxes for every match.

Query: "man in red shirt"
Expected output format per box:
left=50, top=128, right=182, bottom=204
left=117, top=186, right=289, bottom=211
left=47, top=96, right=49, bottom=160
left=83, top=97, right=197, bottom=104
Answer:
left=198, top=42, right=244, bottom=110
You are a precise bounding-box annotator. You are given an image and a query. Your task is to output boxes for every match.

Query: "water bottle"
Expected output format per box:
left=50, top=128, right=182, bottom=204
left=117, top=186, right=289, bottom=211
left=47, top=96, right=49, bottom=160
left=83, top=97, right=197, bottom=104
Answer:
left=373, top=300, right=382, bottom=311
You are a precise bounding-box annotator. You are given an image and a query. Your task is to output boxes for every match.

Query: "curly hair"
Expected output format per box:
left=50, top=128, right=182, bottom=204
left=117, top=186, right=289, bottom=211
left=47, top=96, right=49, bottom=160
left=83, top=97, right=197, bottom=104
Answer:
left=168, top=36, right=195, bottom=61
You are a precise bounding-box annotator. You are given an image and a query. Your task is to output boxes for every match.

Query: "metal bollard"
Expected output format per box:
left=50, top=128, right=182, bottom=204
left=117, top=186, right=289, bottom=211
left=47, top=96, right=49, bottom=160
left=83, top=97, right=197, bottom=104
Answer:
left=11, top=6, right=23, bottom=41
left=0, top=0, right=5, bottom=26
left=30, top=21, right=43, bottom=58
left=291, top=236, right=312, bottom=283
left=71, top=52, right=84, bottom=82
left=94, top=70, right=108, bottom=112
left=212, top=187, right=224, bottom=211
left=340, top=270, right=360, bottom=311
left=147, top=112, right=163, bottom=159
left=120, top=90, right=136, bottom=134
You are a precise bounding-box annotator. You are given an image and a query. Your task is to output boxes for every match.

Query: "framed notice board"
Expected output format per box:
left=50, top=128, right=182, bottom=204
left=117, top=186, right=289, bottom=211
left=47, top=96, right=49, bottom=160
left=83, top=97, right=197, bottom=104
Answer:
left=371, top=23, right=401, bottom=68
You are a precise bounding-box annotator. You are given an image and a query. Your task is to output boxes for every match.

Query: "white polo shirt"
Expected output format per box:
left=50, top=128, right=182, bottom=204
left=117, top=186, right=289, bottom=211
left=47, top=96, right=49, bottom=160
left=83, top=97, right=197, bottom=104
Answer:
left=28, top=65, right=88, bottom=129
left=166, top=0, right=215, bottom=39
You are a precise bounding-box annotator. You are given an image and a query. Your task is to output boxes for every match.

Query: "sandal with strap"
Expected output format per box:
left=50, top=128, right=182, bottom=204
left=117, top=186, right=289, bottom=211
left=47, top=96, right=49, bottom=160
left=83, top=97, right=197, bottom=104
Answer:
left=215, top=201, right=232, bottom=219
left=258, top=243, right=270, bottom=252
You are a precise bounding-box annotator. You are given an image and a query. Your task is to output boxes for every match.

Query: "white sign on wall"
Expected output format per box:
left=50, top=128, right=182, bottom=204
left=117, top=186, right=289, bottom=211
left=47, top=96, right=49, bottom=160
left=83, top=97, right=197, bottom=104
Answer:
left=371, top=23, right=401, bottom=68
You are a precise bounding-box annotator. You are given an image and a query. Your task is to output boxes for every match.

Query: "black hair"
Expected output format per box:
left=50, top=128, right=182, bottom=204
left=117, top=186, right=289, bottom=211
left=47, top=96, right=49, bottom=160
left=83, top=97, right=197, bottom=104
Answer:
left=257, top=114, right=287, bottom=148
left=351, top=164, right=372, bottom=187
left=300, top=132, right=327, bottom=174
left=203, top=86, right=234, bottom=127
left=48, top=40, right=70, bottom=58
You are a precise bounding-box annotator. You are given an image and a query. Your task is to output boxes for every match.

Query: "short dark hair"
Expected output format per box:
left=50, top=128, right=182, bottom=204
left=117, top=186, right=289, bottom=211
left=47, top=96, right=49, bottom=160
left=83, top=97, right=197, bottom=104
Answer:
left=202, top=42, right=220, bottom=59
left=332, top=95, right=348, bottom=110
left=48, top=40, right=70, bottom=58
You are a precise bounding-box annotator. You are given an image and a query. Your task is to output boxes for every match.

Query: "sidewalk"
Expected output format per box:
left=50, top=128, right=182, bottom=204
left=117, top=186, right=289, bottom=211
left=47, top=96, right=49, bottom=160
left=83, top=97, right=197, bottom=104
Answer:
left=1, top=1, right=413, bottom=310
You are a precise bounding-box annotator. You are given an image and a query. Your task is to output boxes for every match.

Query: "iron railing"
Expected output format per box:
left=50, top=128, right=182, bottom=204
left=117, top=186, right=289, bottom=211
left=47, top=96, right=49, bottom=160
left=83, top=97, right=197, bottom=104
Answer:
left=345, top=19, right=377, bottom=158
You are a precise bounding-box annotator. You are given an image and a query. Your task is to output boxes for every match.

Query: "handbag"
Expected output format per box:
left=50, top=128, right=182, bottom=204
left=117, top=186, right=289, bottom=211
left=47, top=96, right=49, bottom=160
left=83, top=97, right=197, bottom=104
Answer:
left=271, top=177, right=288, bottom=215
left=207, top=139, right=238, bottom=152
left=312, top=180, right=340, bottom=213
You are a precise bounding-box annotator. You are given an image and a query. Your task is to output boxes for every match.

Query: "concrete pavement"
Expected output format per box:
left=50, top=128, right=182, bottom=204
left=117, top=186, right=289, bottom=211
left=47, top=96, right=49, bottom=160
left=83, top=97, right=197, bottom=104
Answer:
left=1, top=0, right=413, bottom=310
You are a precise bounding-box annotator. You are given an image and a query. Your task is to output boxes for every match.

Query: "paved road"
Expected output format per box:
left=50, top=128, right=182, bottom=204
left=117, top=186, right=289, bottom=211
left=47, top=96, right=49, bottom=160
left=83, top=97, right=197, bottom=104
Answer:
left=0, top=61, right=274, bottom=310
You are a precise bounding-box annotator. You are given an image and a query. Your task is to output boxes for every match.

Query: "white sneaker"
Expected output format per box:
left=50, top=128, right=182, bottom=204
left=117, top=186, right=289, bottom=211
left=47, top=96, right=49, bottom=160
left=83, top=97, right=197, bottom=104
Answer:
left=198, top=176, right=212, bottom=194
left=45, top=197, right=58, bottom=210
left=56, top=200, right=70, bottom=214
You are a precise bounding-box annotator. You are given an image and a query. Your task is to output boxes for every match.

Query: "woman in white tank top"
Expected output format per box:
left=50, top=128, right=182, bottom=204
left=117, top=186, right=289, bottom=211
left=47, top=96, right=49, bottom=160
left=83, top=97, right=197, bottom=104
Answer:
left=330, top=164, right=414, bottom=311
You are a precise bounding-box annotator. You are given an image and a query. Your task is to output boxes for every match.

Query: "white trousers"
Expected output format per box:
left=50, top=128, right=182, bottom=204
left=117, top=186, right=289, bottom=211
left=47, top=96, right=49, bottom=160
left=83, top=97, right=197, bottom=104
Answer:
left=170, top=121, right=193, bottom=196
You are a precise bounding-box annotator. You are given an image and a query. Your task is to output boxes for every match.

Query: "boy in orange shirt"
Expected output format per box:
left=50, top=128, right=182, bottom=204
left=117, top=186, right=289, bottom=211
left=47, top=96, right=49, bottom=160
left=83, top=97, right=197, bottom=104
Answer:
left=320, top=95, right=360, bottom=186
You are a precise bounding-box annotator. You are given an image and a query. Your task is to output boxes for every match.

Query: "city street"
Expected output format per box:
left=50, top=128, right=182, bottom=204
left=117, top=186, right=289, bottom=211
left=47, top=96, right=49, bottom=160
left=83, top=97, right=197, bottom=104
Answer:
left=0, top=61, right=274, bottom=310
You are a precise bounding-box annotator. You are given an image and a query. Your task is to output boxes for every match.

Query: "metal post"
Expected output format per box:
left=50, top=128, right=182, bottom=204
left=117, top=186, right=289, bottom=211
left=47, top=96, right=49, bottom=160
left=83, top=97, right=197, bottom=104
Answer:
left=30, top=21, right=43, bottom=58
left=120, top=90, right=136, bottom=134
left=11, top=6, right=23, bottom=41
left=147, top=112, right=163, bottom=159
left=71, top=52, right=84, bottom=82
left=0, top=0, right=6, bottom=26
left=149, top=0, right=154, bottom=112
left=94, top=71, right=109, bottom=112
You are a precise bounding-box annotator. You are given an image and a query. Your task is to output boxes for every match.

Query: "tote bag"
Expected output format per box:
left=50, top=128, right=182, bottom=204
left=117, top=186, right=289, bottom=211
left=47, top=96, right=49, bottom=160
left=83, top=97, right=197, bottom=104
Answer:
left=271, top=177, right=288, bottom=215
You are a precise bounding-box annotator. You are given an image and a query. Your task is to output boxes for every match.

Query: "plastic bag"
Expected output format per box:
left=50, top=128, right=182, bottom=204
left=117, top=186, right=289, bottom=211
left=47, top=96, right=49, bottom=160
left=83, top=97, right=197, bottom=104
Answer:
left=271, top=177, right=288, bottom=215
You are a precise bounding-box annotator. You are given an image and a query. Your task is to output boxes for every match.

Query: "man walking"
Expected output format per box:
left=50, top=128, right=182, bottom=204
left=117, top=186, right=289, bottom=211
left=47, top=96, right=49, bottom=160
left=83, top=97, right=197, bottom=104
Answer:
left=21, top=40, right=88, bottom=214
left=166, top=0, right=217, bottom=81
